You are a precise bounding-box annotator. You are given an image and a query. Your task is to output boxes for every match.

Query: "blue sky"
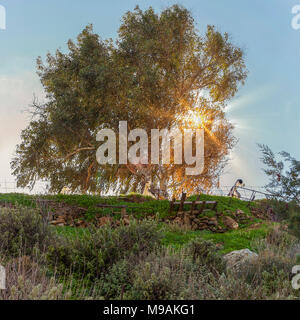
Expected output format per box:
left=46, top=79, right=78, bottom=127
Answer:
left=0, top=0, right=300, bottom=192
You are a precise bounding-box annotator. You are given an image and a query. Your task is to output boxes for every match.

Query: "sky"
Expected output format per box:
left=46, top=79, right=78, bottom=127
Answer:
left=0, top=0, right=300, bottom=193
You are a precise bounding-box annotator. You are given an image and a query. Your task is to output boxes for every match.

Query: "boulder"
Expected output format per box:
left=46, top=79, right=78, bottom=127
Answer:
left=198, top=223, right=207, bottom=229
left=50, top=218, right=66, bottom=226
left=122, top=216, right=130, bottom=225
left=222, top=216, right=239, bottom=230
left=208, top=217, right=218, bottom=226
left=183, top=213, right=191, bottom=226
left=98, top=216, right=113, bottom=226
left=223, top=249, right=258, bottom=272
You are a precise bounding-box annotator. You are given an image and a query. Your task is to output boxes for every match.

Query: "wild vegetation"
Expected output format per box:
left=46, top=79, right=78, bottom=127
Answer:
left=2, top=4, right=299, bottom=301
left=1, top=192, right=300, bottom=300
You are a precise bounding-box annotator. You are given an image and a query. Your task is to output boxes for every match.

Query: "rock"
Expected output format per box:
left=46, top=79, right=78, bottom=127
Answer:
left=208, top=218, right=218, bottom=226
left=223, top=249, right=258, bottom=272
left=215, top=243, right=224, bottom=250
left=191, top=223, right=198, bottom=231
left=98, top=216, right=113, bottom=226
left=50, top=219, right=65, bottom=226
left=57, top=223, right=65, bottom=227
left=280, top=223, right=289, bottom=231
left=183, top=213, right=191, bottom=226
left=236, top=209, right=244, bottom=215
left=222, top=216, right=239, bottom=230
left=247, top=223, right=262, bottom=230
left=122, top=217, right=130, bottom=225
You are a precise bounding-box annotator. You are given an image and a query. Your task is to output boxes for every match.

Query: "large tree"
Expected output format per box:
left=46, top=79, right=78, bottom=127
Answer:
left=11, top=5, right=247, bottom=195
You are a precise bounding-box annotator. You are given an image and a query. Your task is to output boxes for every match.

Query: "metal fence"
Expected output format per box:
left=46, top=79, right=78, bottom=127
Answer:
left=0, top=180, right=271, bottom=201
left=206, top=186, right=270, bottom=200
left=0, top=180, right=49, bottom=195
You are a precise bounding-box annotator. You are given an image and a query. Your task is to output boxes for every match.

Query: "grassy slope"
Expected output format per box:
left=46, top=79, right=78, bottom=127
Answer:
left=163, top=223, right=274, bottom=254
left=55, top=222, right=273, bottom=254
left=0, top=192, right=271, bottom=253
left=0, top=192, right=254, bottom=217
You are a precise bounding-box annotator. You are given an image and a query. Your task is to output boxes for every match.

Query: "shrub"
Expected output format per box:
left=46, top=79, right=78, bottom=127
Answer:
left=0, top=207, right=56, bottom=258
left=0, top=256, right=71, bottom=300
left=237, top=229, right=300, bottom=298
left=0, top=255, right=102, bottom=300
left=47, top=219, right=163, bottom=280
left=288, top=211, right=300, bottom=239
left=125, top=248, right=199, bottom=300
left=98, top=259, right=134, bottom=299
left=255, top=199, right=289, bottom=221
left=185, top=238, right=225, bottom=274
left=124, top=244, right=228, bottom=300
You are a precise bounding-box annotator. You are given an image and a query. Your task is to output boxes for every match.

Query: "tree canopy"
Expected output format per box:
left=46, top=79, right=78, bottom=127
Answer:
left=259, top=144, right=300, bottom=202
left=11, top=5, right=247, bottom=195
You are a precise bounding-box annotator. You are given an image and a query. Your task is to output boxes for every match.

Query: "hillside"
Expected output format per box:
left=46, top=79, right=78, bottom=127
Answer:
left=0, top=192, right=274, bottom=253
left=1, top=192, right=299, bottom=300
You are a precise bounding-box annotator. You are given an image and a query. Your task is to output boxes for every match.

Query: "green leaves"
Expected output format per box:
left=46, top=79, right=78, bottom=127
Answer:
left=258, top=144, right=300, bottom=202
left=12, top=5, right=247, bottom=194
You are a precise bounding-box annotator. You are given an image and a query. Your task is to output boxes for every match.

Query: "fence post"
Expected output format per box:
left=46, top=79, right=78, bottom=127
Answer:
left=178, top=193, right=186, bottom=212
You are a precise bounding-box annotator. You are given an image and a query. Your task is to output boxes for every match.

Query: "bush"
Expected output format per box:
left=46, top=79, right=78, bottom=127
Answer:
left=0, top=255, right=103, bottom=300
left=236, top=229, right=300, bottom=298
left=0, top=207, right=56, bottom=258
left=125, top=248, right=200, bottom=300
left=288, top=211, right=300, bottom=239
left=47, top=219, right=163, bottom=280
left=185, top=238, right=225, bottom=274
left=0, top=256, right=70, bottom=300
left=256, top=199, right=290, bottom=221
left=98, top=259, right=134, bottom=299
left=124, top=241, right=227, bottom=300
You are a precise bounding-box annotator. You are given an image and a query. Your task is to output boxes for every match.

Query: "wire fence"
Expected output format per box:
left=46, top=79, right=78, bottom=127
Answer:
left=207, top=186, right=271, bottom=200
left=0, top=180, right=270, bottom=201
left=0, top=180, right=49, bottom=195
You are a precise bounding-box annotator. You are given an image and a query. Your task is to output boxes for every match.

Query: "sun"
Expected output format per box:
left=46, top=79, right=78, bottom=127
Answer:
left=182, top=109, right=209, bottom=129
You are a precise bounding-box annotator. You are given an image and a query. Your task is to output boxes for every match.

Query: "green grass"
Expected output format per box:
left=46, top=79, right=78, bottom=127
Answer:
left=0, top=193, right=37, bottom=207
left=162, top=229, right=201, bottom=247
left=1, top=192, right=271, bottom=254
left=0, top=192, right=255, bottom=220
left=55, top=225, right=90, bottom=239
left=188, top=194, right=254, bottom=215
left=0, top=193, right=169, bottom=220
left=162, top=222, right=274, bottom=254
left=199, top=223, right=274, bottom=254
left=55, top=221, right=274, bottom=255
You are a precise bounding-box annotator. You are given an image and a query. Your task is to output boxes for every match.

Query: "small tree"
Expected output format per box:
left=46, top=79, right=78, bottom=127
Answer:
left=259, top=144, right=300, bottom=202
